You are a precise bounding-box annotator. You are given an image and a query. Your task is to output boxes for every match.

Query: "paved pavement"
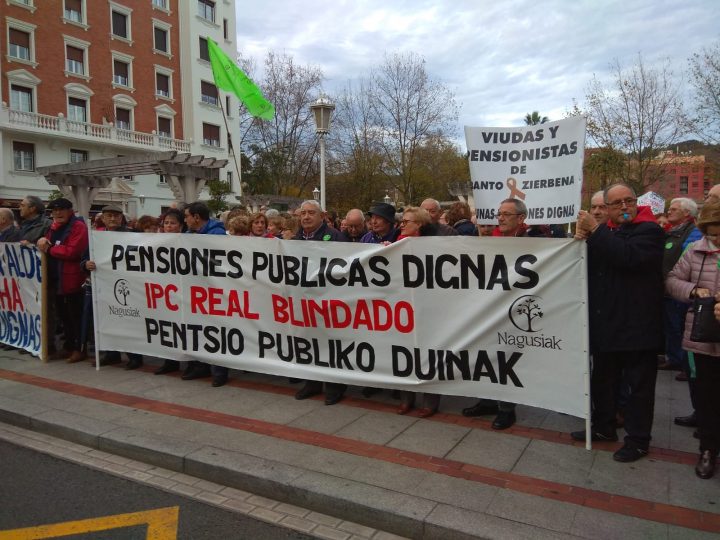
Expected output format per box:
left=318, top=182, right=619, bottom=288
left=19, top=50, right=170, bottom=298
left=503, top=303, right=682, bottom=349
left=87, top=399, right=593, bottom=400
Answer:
left=0, top=349, right=717, bottom=540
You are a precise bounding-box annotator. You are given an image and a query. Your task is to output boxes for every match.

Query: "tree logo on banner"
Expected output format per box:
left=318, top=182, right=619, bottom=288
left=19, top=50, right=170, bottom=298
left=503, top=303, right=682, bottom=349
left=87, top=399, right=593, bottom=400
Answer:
left=509, top=295, right=544, bottom=333
left=113, top=279, right=131, bottom=306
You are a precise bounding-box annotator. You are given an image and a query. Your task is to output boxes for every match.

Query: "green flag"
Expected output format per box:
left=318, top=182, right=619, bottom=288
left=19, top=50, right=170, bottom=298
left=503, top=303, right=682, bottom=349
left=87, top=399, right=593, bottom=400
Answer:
left=207, top=38, right=274, bottom=120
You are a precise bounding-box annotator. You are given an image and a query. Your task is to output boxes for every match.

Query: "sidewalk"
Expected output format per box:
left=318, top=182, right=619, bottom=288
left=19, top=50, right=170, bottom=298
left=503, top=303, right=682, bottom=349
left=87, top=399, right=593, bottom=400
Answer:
left=0, top=349, right=717, bottom=539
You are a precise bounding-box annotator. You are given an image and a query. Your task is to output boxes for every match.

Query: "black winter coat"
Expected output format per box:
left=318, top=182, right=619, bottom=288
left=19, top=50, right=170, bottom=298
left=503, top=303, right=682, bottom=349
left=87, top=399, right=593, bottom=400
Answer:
left=586, top=220, right=665, bottom=353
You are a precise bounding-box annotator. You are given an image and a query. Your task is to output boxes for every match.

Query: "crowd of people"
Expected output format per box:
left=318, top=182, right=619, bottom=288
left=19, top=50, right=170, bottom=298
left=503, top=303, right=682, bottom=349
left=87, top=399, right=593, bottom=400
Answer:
left=1, top=185, right=719, bottom=479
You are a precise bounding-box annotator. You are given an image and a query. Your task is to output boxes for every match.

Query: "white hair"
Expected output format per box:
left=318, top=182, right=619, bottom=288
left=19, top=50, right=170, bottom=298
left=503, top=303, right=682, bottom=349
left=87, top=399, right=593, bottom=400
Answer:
left=671, top=197, right=698, bottom=218
left=301, top=200, right=322, bottom=211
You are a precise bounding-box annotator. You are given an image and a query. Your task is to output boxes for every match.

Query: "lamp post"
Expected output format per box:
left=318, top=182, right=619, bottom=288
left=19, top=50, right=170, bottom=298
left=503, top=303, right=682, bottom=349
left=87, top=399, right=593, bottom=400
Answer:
left=309, top=95, right=335, bottom=211
left=312, top=187, right=320, bottom=202
left=383, top=191, right=391, bottom=205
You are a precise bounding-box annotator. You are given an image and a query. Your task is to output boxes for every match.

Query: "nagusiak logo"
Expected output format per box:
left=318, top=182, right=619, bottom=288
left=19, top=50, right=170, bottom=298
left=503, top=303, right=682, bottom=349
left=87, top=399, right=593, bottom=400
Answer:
left=113, top=279, right=131, bottom=306
left=109, top=279, right=140, bottom=318
left=508, top=295, right=543, bottom=333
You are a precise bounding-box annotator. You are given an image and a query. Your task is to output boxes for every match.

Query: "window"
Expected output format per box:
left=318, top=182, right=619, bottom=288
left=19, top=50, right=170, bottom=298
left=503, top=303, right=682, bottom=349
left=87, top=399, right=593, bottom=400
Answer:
left=159, top=174, right=167, bottom=183
left=67, top=97, right=87, bottom=122
left=679, top=176, right=688, bottom=194
left=199, top=37, right=209, bottom=61
left=70, top=149, right=88, bottom=163
left=152, top=0, right=167, bottom=7
left=227, top=171, right=233, bottom=184
left=225, top=96, right=231, bottom=114
left=9, top=29, right=31, bottom=60
left=157, top=117, right=172, bottom=138
left=156, top=72, right=170, bottom=97
left=66, top=45, right=85, bottom=75
left=13, top=141, right=34, bottom=171
left=111, top=10, right=129, bottom=39
left=154, top=27, right=168, bottom=53
left=202, top=123, right=220, bottom=147
left=201, top=81, right=218, bottom=105
left=223, top=18, right=228, bottom=40
left=113, top=59, right=129, bottom=86
left=10, top=85, right=32, bottom=112
left=116, top=107, right=131, bottom=130
left=197, top=0, right=215, bottom=21
left=64, top=0, right=82, bottom=22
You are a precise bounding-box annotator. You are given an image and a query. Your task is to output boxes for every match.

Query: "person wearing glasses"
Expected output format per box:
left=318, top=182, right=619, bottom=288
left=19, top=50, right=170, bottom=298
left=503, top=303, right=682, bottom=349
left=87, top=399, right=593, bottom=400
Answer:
left=463, top=198, right=530, bottom=429
left=666, top=199, right=720, bottom=478
left=570, top=183, right=664, bottom=463
left=395, top=206, right=442, bottom=417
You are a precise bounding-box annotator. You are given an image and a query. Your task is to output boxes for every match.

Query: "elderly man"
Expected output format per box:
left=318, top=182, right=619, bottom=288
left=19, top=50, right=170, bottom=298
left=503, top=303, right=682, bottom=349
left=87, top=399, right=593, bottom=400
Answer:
left=463, top=198, right=530, bottom=429
left=571, top=183, right=664, bottom=462
left=292, top=200, right=348, bottom=405
left=360, top=202, right=399, bottom=244
left=342, top=208, right=367, bottom=242
left=0, top=208, right=20, bottom=242
left=182, top=202, right=227, bottom=385
left=590, top=191, right=609, bottom=225
left=83, top=205, right=144, bottom=368
left=36, top=198, right=88, bottom=363
left=420, top=198, right=457, bottom=236
left=18, top=196, right=51, bottom=243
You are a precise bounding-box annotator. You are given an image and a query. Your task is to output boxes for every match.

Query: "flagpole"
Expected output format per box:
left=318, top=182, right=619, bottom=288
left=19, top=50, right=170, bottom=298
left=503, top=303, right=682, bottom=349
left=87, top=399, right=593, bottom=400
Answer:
left=218, top=97, right=242, bottom=199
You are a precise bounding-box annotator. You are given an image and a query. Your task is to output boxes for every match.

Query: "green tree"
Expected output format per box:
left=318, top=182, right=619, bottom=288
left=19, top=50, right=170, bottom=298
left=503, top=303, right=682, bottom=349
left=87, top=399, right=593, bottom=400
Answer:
left=524, top=111, right=549, bottom=125
left=206, top=179, right=232, bottom=214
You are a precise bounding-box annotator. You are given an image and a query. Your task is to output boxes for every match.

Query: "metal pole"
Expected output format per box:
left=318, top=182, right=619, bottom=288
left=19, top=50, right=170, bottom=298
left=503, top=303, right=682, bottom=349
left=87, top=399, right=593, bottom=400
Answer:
left=319, top=133, right=326, bottom=211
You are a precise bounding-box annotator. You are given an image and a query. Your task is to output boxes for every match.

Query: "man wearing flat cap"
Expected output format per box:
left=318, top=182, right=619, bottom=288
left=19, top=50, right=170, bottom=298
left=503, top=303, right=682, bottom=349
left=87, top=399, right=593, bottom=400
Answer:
left=360, top=202, right=400, bottom=244
left=83, top=204, right=143, bottom=369
left=37, top=198, right=88, bottom=362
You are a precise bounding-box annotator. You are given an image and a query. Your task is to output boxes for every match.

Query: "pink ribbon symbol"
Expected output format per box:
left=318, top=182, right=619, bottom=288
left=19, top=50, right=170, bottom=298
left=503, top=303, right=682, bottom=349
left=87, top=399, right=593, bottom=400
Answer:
left=506, top=177, right=526, bottom=200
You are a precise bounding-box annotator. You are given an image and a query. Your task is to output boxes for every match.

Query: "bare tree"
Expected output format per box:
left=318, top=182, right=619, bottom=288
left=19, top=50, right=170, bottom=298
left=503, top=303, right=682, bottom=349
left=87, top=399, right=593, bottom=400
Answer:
left=238, top=52, right=324, bottom=196
left=577, top=54, right=690, bottom=193
left=368, top=52, right=459, bottom=204
left=688, top=40, right=720, bottom=144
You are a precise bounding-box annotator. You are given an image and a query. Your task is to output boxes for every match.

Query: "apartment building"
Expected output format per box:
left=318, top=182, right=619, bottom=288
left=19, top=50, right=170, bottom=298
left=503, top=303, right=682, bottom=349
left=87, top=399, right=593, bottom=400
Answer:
left=0, top=0, right=240, bottom=217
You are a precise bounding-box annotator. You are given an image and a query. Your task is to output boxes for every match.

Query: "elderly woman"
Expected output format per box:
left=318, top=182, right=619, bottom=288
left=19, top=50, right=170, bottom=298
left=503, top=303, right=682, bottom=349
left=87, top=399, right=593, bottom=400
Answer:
left=445, top=201, right=478, bottom=236
left=666, top=199, right=720, bottom=479
left=396, top=206, right=441, bottom=417
left=248, top=212, right=275, bottom=238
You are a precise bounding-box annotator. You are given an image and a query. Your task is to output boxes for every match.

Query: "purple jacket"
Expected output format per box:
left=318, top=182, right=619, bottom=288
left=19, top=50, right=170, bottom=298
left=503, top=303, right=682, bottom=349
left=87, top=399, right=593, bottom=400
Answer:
left=666, top=236, right=720, bottom=357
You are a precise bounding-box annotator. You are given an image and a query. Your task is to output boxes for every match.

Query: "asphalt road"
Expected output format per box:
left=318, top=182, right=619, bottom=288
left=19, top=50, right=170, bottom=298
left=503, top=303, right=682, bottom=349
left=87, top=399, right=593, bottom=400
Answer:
left=0, top=440, right=313, bottom=540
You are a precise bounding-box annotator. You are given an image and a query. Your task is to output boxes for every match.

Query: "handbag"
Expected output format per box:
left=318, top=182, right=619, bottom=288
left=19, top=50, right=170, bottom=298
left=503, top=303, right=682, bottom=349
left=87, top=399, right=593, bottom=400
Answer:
left=689, top=254, right=720, bottom=343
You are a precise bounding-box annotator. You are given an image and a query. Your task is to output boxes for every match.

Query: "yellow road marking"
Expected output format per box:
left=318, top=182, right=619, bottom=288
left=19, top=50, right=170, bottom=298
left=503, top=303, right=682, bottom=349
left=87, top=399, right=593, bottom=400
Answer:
left=0, top=506, right=179, bottom=539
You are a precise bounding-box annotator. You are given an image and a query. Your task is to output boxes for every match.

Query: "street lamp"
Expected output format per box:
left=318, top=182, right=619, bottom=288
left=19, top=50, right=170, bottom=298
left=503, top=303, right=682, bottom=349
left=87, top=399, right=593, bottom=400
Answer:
left=138, top=194, right=146, bottom=207
left=383, top=191, right=391, bottom=205
left=312, top=187, right=320, bottom=202
left=309, top=95, right=335, bottom=211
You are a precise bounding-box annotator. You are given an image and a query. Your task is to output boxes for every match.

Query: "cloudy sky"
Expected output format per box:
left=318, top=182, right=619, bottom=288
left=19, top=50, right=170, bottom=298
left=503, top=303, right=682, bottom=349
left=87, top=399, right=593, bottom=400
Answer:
left=237, top=0, right=717, bottom=146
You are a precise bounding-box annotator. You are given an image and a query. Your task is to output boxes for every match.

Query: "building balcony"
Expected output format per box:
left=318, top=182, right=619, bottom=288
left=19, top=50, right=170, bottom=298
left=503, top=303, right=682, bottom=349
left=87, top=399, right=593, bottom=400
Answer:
left=0, top=104, right=190, bottom=153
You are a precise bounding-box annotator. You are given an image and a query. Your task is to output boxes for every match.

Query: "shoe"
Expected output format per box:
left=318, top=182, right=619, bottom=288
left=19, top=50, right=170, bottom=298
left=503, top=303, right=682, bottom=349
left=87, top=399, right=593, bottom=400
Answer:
left=295, top=386, right=320, bottom=400
left=154, top=362, right=179, bottom=375
left=418, top=408, right=437, bottom=418
left=675, top=372, right=688, bottom=382
left=613, top=445, right=647, bottom=463
left=397, top=403, right=412, bottom=415
left=181, top=367, right=211, bottom=381
left=211, top=377, right=228, bottom=388
left=674, top=412, right=698, bottom=427
left=66, top=350, right=86, bottom=364
left=492, top=411, right=516, bottom=430
left=570, top=430, right=619, bottom=442
left=695, top=450, right=717, bottom=479
left=362, top=387, right=382, bottom=398
left=99, top=353, right=121, bottom=366
left=125, top=359, right=143, bottom=370
left=324, top=394, right=344, bottom=406
left=462, top=400, right=499, bottom=417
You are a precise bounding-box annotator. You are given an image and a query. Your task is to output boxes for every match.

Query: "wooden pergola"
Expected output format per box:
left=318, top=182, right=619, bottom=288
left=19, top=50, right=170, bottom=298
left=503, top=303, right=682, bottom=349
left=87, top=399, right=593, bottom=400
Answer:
left=36, top=151, right=228, bottom=217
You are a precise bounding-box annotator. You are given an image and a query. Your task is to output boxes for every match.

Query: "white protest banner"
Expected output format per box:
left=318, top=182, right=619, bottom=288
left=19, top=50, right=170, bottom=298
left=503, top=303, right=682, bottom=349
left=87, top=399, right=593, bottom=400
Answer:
left=465, top=116, right=587, bottom=225
left=0, top=243, right=43, bottom=356
left=92, top=232, right=589, bottom=417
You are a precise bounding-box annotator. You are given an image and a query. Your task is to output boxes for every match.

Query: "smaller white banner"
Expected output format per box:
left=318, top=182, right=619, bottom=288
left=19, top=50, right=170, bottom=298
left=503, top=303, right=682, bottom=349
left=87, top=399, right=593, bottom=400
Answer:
left=465, top=116, right=587, bottom=225
left=0, top=243, right=43, bottom=356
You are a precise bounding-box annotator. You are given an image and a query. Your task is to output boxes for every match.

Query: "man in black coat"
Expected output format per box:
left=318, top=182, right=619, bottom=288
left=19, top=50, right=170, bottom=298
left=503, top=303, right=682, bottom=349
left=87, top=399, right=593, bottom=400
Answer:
left=292, top=199, right=347, bottom=405
left=571, top=183, right=665, bottom=462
